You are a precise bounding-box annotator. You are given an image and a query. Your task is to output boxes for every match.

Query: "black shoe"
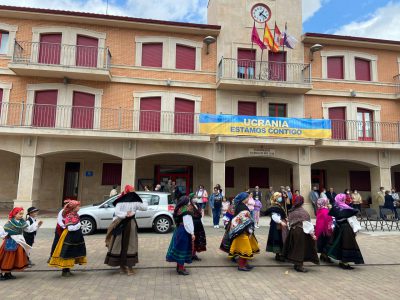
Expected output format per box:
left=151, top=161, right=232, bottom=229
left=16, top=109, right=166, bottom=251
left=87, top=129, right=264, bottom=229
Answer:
left=294, top=266, right=308, bottom=273
left=339, top=262, right=354, bottom=270
left=0, top=275, right=5, bottom=281
left=4, top=273, right=16, bottom=280
left=231, top=257, right=238, bottom=263
left=246, top=265, right=255, bottom=270
left=238, top=267, right=251, bottom=272
left=177, top=269, right=190, bottom=275
left=192, top=255, right=201, bottom=261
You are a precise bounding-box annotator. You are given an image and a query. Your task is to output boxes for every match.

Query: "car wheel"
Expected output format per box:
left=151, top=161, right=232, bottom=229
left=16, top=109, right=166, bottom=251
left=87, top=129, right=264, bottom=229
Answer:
left=80, top=216, right=96, bottom=235
left=153, top=216, right=172, bottom=234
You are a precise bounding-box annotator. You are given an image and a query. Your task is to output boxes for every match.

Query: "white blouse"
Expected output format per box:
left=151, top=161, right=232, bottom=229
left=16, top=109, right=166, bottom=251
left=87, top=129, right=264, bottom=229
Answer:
left=114, top=202, right=148, bottom=220
left=23, top=220, right=39, bottom=233
left=0, top=225, right=7, bottom=239
left=271, top=213, right=282, bottom=224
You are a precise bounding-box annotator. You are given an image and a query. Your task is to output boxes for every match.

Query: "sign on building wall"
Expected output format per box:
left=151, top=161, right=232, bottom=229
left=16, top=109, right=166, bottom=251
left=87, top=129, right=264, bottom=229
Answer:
left=199, top=114, right=332, bottom=139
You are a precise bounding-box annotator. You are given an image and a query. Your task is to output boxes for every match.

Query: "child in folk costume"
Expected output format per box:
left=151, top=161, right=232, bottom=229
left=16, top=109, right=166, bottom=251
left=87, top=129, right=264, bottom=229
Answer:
left=48, top=200, right=87, bottom=277
left=327, top=194, right=364, bottom=269
left=105, top=185, right=147, bottom=275
left=228, top=192, right=260, bottom=271
left=23, top=207, right=40, bottom=266
left=315, top=198, right=334, bottom=263
left=265, top=192, right=288, bottom=262
left=283, top=196, right=320, bottom=272
left=49, top=207, right=66, bottom=262
left=189, top=193, right=207, bottom=261
left=166, top=196, right=195, bottom=275
left=0, top=207, right=42, bottom=280
left=219, top=199, right=236, bottom=255
left=253, top=196, right=263, bottom=229
left=222, top=197, right=230, bottom=217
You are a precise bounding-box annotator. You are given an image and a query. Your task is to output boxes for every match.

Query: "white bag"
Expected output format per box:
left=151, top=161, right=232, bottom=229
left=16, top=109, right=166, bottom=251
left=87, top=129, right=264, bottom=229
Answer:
left=347, top=216, right=361, bottom=233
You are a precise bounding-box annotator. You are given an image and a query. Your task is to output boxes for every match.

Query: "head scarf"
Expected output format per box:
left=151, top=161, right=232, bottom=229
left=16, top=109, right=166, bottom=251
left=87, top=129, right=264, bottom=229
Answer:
left=112, top=185, right=142, bottom=206
left=270, top=192, right=282, bottom=206
left=317, top=198, right=329, bottom=210
left=121, top=185, right=134, bottom=196
left=292, top=195, right=304, bottom=208
left=334, top=193, right=352, bottom=210
left=9, top=207, right=24, bottom=220
left=63, top=199, right=81, bottom=217
left=189, top=193, right=195, bottom=200
left=173, top=195, right=191, bottom=218
left=233, top=192, right=249, bottom=206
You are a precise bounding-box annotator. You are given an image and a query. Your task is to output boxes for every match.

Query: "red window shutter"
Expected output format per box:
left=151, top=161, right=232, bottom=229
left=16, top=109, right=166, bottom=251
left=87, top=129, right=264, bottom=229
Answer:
left=71, top=91, right=95, bottom=129
left=329, top=107, right=346, bottom=140
left=350, top=171, right=371, bottom=191
left=238, top=49, right=256, bottom=61
left=238, top=101, right=257, bottom=116
left=102, top=163, right=122, bottom=185
left=249, top=167, right=269, bottom=188
left=76, top=35, right=98, bottom=68
left=174, top=98, right=195, bottom=134
left=268, top=51, right=287, bottom=81
left=225, top=166, right=234, bottom=188
left=327, top=56, right=344, bottom=79
left=33, top=90, right=58, bottom=127
left=176, top=45, right=196, bottom=70
left=39, top=33, right=61, bottom=65
left=355, top=58, right=371, bottom=81
left=142, top=43, right=163, bottom=68
left=140, top=97, right=161, bottom=132
left=237, top=49, right=256, bottom=79
left=0, top=88, right=3, bottom=117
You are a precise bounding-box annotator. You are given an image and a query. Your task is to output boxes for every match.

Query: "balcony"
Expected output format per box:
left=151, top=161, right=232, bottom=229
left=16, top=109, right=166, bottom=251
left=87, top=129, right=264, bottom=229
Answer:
left=217, top=58, right=312, bottom=93
left=395, top=74, right=400, bottom=99
left=9, top=41, right=112, bottom=81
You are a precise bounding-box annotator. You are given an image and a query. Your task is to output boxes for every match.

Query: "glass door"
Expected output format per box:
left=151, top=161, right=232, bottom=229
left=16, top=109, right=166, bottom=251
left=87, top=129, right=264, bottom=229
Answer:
left=357, top=109, right=374, bottom=141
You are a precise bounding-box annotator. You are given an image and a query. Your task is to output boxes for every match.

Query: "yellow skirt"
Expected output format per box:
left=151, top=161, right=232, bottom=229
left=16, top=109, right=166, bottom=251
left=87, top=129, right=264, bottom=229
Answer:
left=229, top=232, right=260, bottom=259
left=48, top=229, right=87, bottom=269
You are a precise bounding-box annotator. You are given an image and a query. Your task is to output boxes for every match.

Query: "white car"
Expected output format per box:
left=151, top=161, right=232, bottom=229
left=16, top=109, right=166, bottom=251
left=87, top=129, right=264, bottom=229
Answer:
left=78, top=191, right=175, bottom=235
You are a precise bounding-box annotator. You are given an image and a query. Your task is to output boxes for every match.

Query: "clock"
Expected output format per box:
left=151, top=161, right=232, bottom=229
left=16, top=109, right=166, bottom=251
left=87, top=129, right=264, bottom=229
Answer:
left=251, top=3, right=271, bottom=23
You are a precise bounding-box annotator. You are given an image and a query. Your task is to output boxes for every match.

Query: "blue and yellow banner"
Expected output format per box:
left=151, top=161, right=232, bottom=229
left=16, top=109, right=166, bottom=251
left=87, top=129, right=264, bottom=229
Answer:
left=199, top=114, right=331, bottom=139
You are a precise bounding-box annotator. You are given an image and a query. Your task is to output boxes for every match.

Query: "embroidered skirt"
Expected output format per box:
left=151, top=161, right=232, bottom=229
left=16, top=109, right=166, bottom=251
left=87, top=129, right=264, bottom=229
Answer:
left=166, top=224, right=193, bottom=265
left=105, top=218, right=139, bottom=267
left=0, top=239, right=29, bottom=272
left=193, top=218, right=207, bottom=253
left=228, top=232, right=260, bottom=260
left=266, top=222, right=285, bottom=254
left=48, top=229, right=87, bottom=269
left=283, top=227, right=319, bottom=265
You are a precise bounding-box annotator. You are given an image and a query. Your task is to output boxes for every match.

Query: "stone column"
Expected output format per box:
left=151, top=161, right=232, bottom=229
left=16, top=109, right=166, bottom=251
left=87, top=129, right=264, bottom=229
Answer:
left=370, top=150, right=392, bottom=209
left=211, top=142, right=226, bottom=191
left=293, top=147, right=313, bottom=214
left=121, top=140, right=137, bottom=189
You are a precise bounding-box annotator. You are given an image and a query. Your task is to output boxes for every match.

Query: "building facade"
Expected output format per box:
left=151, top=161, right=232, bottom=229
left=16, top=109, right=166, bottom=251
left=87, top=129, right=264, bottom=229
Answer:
left=0, top=1, right=399, bottom=213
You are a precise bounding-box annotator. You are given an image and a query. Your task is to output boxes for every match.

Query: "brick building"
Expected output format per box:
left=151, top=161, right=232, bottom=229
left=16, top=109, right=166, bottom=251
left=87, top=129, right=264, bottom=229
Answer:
left=0, top=1, right=399, bottom=213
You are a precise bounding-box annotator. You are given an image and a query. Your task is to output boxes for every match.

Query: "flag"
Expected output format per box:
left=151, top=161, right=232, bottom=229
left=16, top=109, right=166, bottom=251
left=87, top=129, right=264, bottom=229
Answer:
left=263, top=22, right=280, bottom=52
left=251, top=24, right=267, bottom=50
left=274, top=22, right=282, bottom=45
left=281, top=22, right=298, bottom=49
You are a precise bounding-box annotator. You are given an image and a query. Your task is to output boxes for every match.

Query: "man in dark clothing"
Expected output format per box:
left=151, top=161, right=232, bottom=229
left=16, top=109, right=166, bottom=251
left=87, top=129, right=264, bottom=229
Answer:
left=326, top=187, right=337, bottom=206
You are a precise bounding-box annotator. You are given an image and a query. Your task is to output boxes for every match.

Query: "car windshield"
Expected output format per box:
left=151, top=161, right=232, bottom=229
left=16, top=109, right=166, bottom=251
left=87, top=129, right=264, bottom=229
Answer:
left=94, top=195, right=119, bottom=207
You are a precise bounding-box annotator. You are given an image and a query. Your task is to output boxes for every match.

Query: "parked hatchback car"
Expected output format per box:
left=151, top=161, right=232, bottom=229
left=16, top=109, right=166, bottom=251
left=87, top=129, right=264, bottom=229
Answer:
left=78, top=192, right=175, bottom=235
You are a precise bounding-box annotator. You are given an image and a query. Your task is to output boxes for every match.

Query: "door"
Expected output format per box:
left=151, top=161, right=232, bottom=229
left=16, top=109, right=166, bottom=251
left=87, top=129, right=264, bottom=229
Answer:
left=33, top=90, right=58, bottom=127
left=357, top=109, right=374, bottom=141
left=268, top=51, right=286, bottom=81
left=63, top=162, right=80, bottom=205
left=39, top=33, right=61, bottom=65
left=71, top=91, right=95, bottom=129
left=156, top=165, right=192, bottom=195
left=311, top=169, right=326, bottom=191
left=140, top=97, right=161, bottom=132
left=394, top=172, right=400, bottom=192
left=237, top=49, right=256, bottom=79
left=76, top=35, right=98, bottom=68
left=329, top=107, right=346, bottom=140
left=174, top=98, right=194, bottom=134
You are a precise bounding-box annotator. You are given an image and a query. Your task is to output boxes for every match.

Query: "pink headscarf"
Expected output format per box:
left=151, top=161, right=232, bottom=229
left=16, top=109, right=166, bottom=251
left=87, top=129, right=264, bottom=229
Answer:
left=317, top=198, right=329, bottom=210
left=334, top=193, right=352, bottom=210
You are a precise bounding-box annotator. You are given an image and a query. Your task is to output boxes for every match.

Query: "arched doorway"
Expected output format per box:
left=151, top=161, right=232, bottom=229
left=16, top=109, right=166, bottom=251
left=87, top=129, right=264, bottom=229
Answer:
left=0, top=150, right=20, bottom=210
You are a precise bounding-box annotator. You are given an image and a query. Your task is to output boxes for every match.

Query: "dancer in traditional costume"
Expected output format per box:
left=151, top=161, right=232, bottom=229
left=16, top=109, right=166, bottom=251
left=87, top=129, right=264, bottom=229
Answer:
left=283, top=196, right=319, bottom=272
left=265, top=192, right=288, bottom=262
left=327, top=194, right=364, bottom=269
left=0, top=207, right=42, bottom=280
left=23, top=207, right=41, bottom=266
left=105, top=185, right=147, bottom=275
left=49, top=207, right=65, bottom=262
left=315, top=198, right=334, bottom=263
left=219, top=199, right=235, bottom=255
left=0, top=223, right=6, bottom=280
left=166, top=196, right=195, bottom=275
left=228, top=192, right=260, bottom=271
left=189, top=193, right=206, bottom=261
left=49, top=200, right=87, bottom=277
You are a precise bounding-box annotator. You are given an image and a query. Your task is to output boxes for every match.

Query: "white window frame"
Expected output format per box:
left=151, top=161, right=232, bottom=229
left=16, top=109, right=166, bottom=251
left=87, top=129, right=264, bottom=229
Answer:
left=0, top=81, right=12, bottom=125
left=0, top=23, right=18, bottom=57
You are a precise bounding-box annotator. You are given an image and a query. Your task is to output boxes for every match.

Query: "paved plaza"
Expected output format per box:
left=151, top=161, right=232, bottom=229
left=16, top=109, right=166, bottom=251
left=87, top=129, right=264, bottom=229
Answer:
left=1, top=217, right=399, bottom=300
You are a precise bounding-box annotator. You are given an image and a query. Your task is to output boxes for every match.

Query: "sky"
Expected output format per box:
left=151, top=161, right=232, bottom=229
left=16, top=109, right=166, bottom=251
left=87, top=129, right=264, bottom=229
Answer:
left=0, top=0, right=399, bottom=41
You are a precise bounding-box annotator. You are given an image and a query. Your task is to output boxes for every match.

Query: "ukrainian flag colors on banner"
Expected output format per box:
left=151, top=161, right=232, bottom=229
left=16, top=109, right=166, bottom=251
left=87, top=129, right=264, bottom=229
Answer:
left=199, top=114, right=332, bottom=139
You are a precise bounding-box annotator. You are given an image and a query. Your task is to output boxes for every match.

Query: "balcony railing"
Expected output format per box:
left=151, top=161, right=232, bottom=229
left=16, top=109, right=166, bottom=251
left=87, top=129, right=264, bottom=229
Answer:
left=218, top=57, right=311, bottom=84
left=12, top=41, right=111, bottom=70
left=395, top=74, right=400, bottom=95
left=0, top=102, right=399, bottom=143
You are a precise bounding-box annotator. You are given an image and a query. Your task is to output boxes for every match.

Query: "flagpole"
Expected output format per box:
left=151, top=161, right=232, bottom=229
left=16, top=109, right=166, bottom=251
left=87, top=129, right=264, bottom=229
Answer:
left=251, top=20, right=255, bottom=50
left=259, top=21, right=267, bottom=80
left=282, top=22, right=287, bottom=52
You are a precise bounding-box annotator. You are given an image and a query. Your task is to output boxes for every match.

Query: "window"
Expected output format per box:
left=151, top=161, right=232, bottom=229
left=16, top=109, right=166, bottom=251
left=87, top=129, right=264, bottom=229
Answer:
left=238, top=101, right=257, bottom=116
left=237, top=49, right=256, bottom=79
left=142, top=43, right=163, bottom=68
left=138, top=194, right=160, bottom=206
left=355, top=58, right=371, bottom=81
left=327, top=56, right=344, bottom=79
left=33, top=90, right=58, bottom=127
left=71, top=91, right=95, bottom=129
left=176, top=44, right=196, bottom=70
left=328, top=107, right=346, bottom=140
left=357, top=109, right=373, bottom=141
left=140, top=97, right=161, bottom=132
left=268, top=51, right=287, bottom=81
left=249, top=167, right=269, bottom=188
left=76, top=35, right=98, bottom=68
left=225, top=166, right=234, bottom=188
left=269, top=103, right=287, bottom=117
left=102, top=163, right=122, bottom=185
left=38, top=33, right=62, bottom=65
left=0, top=31, right=9, bottom=55
left=174, top=98, right=194, bottom=134
left=350, top=171, right=371, bottom=191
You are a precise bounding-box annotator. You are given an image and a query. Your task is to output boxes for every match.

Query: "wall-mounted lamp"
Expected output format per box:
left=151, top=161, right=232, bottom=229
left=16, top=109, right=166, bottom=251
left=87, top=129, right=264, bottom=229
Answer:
left=350, top=90, right=357, bottom=97
left=63, top=77, right=70, bottom=85
left=309, top=44, right=324, bottom=61
left=203, top=36, right=216, bottom=55
left=260, top=90, right=268, bottom=98
left=166, top=79, right=172, bottom=86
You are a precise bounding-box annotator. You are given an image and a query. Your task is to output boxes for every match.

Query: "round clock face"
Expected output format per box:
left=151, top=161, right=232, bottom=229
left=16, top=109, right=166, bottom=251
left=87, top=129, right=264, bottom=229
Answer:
left=251, top=3, right=271, bottom=23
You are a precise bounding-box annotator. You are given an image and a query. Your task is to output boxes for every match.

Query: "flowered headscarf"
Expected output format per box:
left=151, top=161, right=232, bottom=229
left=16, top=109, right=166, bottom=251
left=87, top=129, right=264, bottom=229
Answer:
left=62, top=199, right=81, bottom=217
left=317, top=198, right=329, bottom=210
left=8, top=207, right=24, bottom=220
left=233, top=192, right=249, bottom=206
left=334, top=193, right=352, bottom=210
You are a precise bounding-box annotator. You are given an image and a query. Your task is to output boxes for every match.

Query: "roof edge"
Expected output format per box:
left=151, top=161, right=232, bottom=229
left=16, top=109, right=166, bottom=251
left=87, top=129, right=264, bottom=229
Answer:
left=303, top=32, right=400, bottom=46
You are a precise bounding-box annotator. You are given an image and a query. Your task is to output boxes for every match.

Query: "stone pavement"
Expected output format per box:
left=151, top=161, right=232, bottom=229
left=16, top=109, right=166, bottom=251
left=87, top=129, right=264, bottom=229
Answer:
left=2, top=223, right=400, bottom=299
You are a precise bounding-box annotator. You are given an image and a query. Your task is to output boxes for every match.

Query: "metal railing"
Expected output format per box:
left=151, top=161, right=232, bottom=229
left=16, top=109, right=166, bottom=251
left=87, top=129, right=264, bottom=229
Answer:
left=218, top=57, right=311, bottom=84
left=394, top=74, right=400, bottom=95
left=12, top=41, right=111, bottom=70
